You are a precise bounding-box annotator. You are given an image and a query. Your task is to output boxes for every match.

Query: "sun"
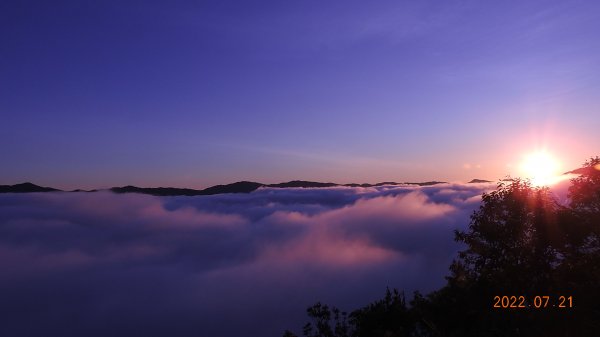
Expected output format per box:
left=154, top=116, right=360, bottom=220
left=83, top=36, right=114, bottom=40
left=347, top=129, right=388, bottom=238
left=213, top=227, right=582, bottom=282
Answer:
left=519, top=151, right=562, bottom=186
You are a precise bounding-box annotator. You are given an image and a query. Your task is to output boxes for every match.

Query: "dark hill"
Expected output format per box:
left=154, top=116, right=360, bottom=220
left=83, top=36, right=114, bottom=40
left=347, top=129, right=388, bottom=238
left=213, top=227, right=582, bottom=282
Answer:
left=201, top=181, right=264, bottom=195
left=344, top=183, right=374, bottom=187
left=374, top=181, right=400, bottom=186
left=1, top=179, right=449, bottom=196
left=111, top=181, right=265, bottom=196
left=468, top=179, right=492, bottom=183
left=0, top=182, right=60, bottom=193
left=110, top=185, right=203, bottom=196
left=343, top=181, right=445, bottom=187
left=408, top=181, right=447, bottom=186
left=268, top=180, right=338, bottom=188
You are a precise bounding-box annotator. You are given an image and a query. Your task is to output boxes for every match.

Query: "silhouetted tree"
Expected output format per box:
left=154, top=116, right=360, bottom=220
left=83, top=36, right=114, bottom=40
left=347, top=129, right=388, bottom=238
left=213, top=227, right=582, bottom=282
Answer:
left=285, top=289, right=413, bottom=337
left=349, top=288, right=413, bottom=337
left=454, top=179, right=559, bottom=292
left=417, top=172, right=600, bottom=336
left=286, top=158, right=600, bottom=337
left=554, top=157, right=600, bottom=333
left=301, top=302, right=349, bottom=337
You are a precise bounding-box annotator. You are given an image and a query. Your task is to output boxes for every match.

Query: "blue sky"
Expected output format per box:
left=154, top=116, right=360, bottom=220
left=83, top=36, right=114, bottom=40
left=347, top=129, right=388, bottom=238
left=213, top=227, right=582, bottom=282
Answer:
left=2, top=0, right=599, bottom=189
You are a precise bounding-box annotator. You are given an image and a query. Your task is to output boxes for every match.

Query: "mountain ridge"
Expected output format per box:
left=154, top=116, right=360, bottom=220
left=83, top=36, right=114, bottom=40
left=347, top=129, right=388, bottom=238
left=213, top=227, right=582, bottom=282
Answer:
left=0, top=180, right=455, bottom=196
left=0, top=182, right=59, bottom=193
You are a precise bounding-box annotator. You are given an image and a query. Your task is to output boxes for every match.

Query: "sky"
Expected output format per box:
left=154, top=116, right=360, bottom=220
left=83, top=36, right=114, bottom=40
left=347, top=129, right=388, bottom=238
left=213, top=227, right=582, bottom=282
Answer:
left=1, top=0, right=599, bottom=189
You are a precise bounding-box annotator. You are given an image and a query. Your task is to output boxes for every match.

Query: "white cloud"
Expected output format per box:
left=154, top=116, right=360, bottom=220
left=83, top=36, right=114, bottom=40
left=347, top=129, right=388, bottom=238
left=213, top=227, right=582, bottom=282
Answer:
left=0, top=182, right=497, bottom=337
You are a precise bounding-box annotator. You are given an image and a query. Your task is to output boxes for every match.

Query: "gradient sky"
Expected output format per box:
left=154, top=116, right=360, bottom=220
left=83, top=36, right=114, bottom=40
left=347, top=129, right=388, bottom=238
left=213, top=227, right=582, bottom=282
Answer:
left=2, top=0, right=599, bottom=189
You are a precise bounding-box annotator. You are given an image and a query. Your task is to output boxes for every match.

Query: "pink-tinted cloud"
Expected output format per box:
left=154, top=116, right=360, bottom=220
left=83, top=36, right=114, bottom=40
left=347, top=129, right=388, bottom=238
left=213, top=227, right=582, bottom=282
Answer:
left=0, top=182, right=502, bottom=337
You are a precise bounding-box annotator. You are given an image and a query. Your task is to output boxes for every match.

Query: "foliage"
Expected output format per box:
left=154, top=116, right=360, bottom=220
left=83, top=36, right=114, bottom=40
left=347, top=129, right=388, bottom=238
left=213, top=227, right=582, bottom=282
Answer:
left=349, top=288, right=413, bottom=337
left=301, top=302, right=349, bottom=337
left=453, top=179, right=559, bottom=293
left=285, top=157, right=600, bottom=337
left=296, top=289, right=413, bottom=337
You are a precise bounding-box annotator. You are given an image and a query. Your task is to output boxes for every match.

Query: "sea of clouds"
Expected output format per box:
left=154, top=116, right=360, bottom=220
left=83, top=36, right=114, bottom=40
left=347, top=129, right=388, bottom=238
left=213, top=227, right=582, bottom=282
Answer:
left=0, top=181, right=571, bottom=336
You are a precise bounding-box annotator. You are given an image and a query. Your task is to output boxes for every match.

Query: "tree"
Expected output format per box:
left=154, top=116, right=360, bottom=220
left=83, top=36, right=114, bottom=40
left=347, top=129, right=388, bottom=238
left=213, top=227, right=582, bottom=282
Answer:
left=436, top=179, right=565, bottom=335
left=285, top=289, right=412, bottom=337
left=453, top=179, right=559, bottom=294
left=568, top=156, right=600, bottom=217
left=554, top=157, right=600, bottom=333
left=349, top=288, right=413, bottom=337
left=428, top=170, right=600, bottom=336
left=286, top=158, right=600, bottom=336
left=300, top=302, right=349, bottom=337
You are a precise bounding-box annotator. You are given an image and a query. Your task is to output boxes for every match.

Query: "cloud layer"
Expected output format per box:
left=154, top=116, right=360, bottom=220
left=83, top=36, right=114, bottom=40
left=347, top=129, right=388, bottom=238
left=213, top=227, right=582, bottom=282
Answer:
left=0, top=183, right=497, bottom=337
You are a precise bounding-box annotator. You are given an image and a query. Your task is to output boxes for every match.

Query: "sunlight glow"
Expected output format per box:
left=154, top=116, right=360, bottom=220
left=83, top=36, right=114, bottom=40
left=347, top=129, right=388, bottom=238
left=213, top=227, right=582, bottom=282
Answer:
left=520, top=151, right=562, bottom=186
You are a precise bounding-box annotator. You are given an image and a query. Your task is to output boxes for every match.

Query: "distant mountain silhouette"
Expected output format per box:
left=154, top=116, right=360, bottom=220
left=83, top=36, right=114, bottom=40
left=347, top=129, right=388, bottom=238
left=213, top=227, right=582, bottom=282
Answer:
left=266, top=180, right=447, bottom=189
left=342, top=181, right=448, bottom=187
left=0, top=182, right=60, bottom=193
left=409, top=181, right=447, bottom=186
left=201, top=181, right=264, bottom=194
left=1, top=180, right=449, bottom=196
left=110, top=185, right=205, bottom=196
left=268, top=180, right=338, bottom=188
left=344, top=183, right=375, bottom=187
left=468, top=179, right=492, bottom=183
left=373, top=181, right=400, bottom=186
left=110, top=181, right=264, bottom=196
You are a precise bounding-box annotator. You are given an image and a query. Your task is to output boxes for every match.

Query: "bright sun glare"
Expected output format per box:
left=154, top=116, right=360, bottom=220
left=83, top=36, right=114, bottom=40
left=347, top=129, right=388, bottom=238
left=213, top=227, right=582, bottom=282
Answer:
left=520, top=151, right=562, bottom=186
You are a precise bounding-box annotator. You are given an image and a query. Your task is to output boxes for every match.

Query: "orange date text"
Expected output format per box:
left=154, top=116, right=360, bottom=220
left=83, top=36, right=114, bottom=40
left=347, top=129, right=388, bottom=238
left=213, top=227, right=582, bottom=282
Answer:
left=493, top=295, right=573, bottom=309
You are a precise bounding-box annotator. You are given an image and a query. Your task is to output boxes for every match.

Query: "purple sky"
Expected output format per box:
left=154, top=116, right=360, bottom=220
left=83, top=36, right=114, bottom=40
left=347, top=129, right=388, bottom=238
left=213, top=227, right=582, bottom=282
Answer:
left=1, top=0, right=599, bottom=189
